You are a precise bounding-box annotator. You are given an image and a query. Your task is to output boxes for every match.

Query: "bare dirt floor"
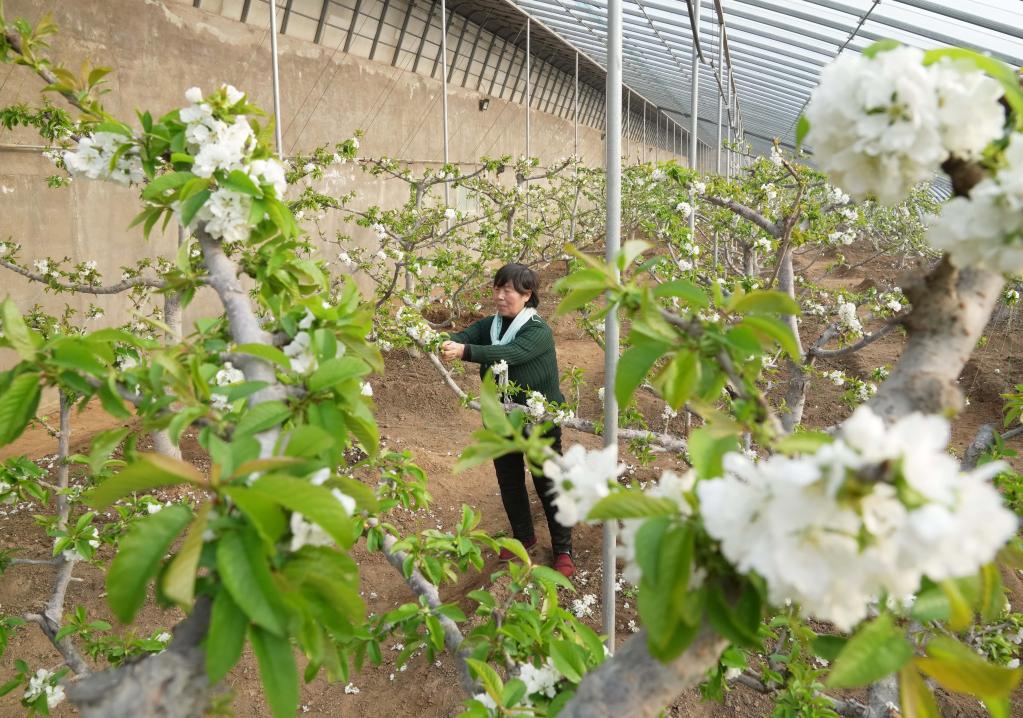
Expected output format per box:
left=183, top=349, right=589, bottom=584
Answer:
left=2, top=243, right=1023, bottom=717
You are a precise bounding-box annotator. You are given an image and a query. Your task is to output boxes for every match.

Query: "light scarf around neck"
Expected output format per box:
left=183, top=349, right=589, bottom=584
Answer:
left=489, top=307, right=538, bottom=346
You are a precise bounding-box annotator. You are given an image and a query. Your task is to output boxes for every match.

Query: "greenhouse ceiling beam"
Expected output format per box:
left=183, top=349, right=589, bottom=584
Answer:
left=534, top=24, right=689, bottom=107
left=502, top=0, right=672, bottom=113
left=889, top=0, right=1023, bottom=39
left=698, top=23, right=828, bottom=70
left=802, top=0, right=1023, bottom=65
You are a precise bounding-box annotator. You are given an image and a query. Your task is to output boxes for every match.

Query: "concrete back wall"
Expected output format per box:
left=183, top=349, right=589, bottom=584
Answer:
left=0, top=0, right=685, bottom=340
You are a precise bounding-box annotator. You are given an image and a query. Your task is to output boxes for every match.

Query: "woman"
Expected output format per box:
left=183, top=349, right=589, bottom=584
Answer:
left=440, top=263, right=574, bottom=578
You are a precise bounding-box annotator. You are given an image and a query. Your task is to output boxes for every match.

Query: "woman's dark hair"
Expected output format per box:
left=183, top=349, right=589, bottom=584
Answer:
left=494, top=263, right=540, bottom=308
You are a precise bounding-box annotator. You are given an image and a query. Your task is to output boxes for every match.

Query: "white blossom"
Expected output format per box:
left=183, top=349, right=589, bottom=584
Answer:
left=571, top=593, right=598, bottom=618
left=444, top=207, right=457, bottom=220
left=518, top=658, right=561, bottom=698
left=63, top=131, right=144, bottom=186
left=361, top=381, right=373, bottom=397
left=692, top=181, right=706, bottom=195
left=675, top=201, right=693, bottom=218
left=24, top=669, right=65, bottom=710
left=248, top=158, right=288, bottom=198
left=544, top=444, right=625, bottom=526
left=184, top=86, right=203, bottom=104
left=284, top=331, right=316, bottom=373
left=928, top=132, right=1023, bottom=273
left=697, top=406, right=1017, bottom=630
left=491, top=359, right=509, bottom=379
left=344, top=683, right=360, bottom=694
left=525, top=391, right=547, bottom=421
left=215, top=361, right=245, bottom=386
left=807, top=47, right=1005, bottom=205
left=191, top=188, right=252, bottom=243
left=837, top=301, right=863, bottom=335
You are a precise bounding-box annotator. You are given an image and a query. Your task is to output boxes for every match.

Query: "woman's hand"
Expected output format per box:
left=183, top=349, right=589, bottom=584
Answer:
left=440, top=341, right=464, bottom=361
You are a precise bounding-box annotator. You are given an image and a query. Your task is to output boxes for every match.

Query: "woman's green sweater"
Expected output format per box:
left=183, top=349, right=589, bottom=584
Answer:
left=449, top=314, right=565, bottom=404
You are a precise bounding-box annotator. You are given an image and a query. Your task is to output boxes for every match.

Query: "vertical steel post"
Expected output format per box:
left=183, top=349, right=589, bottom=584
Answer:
left=574, top=52, right=579, bottom=158
left=625, top=91, right=630, bottom=163
left=688, top=0, right=699, bottom=236
left=268, top=0, right=284, bottom=154
left=603, top=0, right=622, bottom=656
left=642, top=102, right=646, bottom=163
left=525, top=19, right=531, bottom=223
left=441, top=0, right=450, bottom=218
left=716, top=25, right=723, bottom=175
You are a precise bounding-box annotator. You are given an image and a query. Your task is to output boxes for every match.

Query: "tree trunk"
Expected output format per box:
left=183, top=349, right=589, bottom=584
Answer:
left=777, top=248, right=807, bottom=433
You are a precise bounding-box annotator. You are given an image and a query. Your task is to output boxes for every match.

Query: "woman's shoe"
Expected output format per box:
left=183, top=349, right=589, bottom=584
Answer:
left=499, top=536, right=537, bottom=561
left=553, top=552, right=575, bottom=578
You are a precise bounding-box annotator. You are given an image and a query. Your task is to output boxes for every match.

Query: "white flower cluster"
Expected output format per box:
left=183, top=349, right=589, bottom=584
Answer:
left=211, top=361, right=245, bottom=410
left=675, top=201, right=693, bottom=219
left=827, top=186, right=851, bottom=206
left=177, top=87, right=287, bottom=243
left=405, top=321, right=441, bottom=347
left=822, top=369, right=846, bottom=387
left=651, top=168, right=666, bottom=182
left=284, top=331, right=316, bottom=374
left=570, top=592, right=598, bottom=618
left=761, top=183, right=777, bottom=202
left=697, top=406, right=1017, bottom=630
left=551, top=407, right=575, bottom=425
left=525, top=391, right=547, bottom=421
left=691, top=180, right=706, bottom=195
left=544, top=444, right=624, bottom=526
left=928, top=132, right=1023, bottom=273
left=828, top=229, right=857, bottom=246
left=770, top=145, right=784, bottom=166
left=517, top=658, right=561, bottom=699
left=491, top=359, right=509, bottom=380
left=24, top=669, right=65, bottom=710
left=618, top=470, right=694, bottom=585
left=806, top=47, right=1005, bottom=205
left=836, top=301, right=863, bottom=335
left=63, top=131, right=144, bottom=186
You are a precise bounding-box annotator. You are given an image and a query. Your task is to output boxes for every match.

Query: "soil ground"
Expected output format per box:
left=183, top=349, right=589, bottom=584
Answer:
left=2, top=242, right=1023, bottom=717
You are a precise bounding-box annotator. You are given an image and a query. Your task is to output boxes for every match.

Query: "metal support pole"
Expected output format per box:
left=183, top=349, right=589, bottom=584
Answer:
left=268, top=0, right=284, bottom=154
left=642, top=102, right=646, bottom=163
left=688, top=0, right=699, bottom=236
left=716, top=25, right=723, bottom=175
left=603, top=0, right=622, bottom=656
left=525, top=19, right=531, bottom=224
left=654, top=113, right=659, bottom=164
left=574, top=52, right=579, bottom=158
left=441, top=0, right=450, bottom=217
left=625, top=92, right=630, bottom=162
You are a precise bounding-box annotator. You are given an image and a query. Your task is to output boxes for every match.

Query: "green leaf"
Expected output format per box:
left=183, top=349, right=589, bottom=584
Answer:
left=250, top=474, right=356, bottom=549
left=221, top=486, right=287, bottom=547
left=773, top=431, right=832, bottom=455
left=862, top=38, right=902, bottom=59
left=653, top=350, right=700, bottom=411
left=217, top=529, right=285, bottom=635
left=826, top=614, right=913, bottom=689
left=910, top=582, right=951, bottom=623
left=687, top=427, right=740, bottom=479
left=706, top=585, right=761, bottom=648
left=479, top=373, right=512, bottom=436
left=795, top=116, right=810, bottom=148
left=233, top=343, right=290, bottom=369
left=86, top=453, right=203, bottom=509
left=179, top=188, right=211, bottom=227
left=106, top=504, right=192, bottom=623
left=729, top=290, right=800, bottom=316
left=140, top=171, right=195, bottom=201
left=249, top=624, right=299, bottom=718
left=617, top=240, right=651, bottom=272
left=587, top=491, right=679, bottom=520
left=466, top=658, right=504, bottom=698
left=1, top=299, right=37, bottom=360
left=615, top=340, right=669, bottom=408
left=812, top=635, right=847, bottom=663
left=653, top=279, right=709, bottom=309
left=233, top=400, right=291, bottom=437
left=283, top=424, right=336, bottom=458
left=739, top=315, right=801, bottom=361
left=979, top=563, right=1005, bottom=624
left=940, top=578, right=975, bottom=632
left=222, top=169, right=263, bottom=197
left=502, top=678, right=527, bottom=708
left=0, top=372, right=41, bottom=446
left=916, top=636, right=1023, bottom=698
left=556, top=286, right=606, bottom=315
left=206, top=589, right=248, bottom=684
left=162, top=503, right=211, bottom=609
left=899, top=665, right=941, bottom=718
left=307, top=356, right=371, bottom=392
left=549, top=640, right=585, bottom=683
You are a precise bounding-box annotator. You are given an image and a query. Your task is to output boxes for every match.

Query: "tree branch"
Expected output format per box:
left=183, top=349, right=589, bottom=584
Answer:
left=809, top=316, right=904, bottom=359
left=703, top=195, right=781, bottom=237
left=0, top=259, right=167, bottom=294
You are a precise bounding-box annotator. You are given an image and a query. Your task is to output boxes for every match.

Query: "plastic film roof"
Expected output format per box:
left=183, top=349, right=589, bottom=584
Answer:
left=501, top=0, right=1023, bottom=159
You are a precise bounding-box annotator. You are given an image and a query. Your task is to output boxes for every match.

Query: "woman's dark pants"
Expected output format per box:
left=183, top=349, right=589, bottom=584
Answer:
left=492, top=426, right=572, bottom=555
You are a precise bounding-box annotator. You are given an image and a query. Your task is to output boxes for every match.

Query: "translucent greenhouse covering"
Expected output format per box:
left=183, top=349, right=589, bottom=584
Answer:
left=504, top=0, right=1023, bottom=158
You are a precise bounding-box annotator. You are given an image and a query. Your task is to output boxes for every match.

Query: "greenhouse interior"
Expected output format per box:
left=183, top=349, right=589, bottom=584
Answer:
left=2, top=0, right=1023, bottom=716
